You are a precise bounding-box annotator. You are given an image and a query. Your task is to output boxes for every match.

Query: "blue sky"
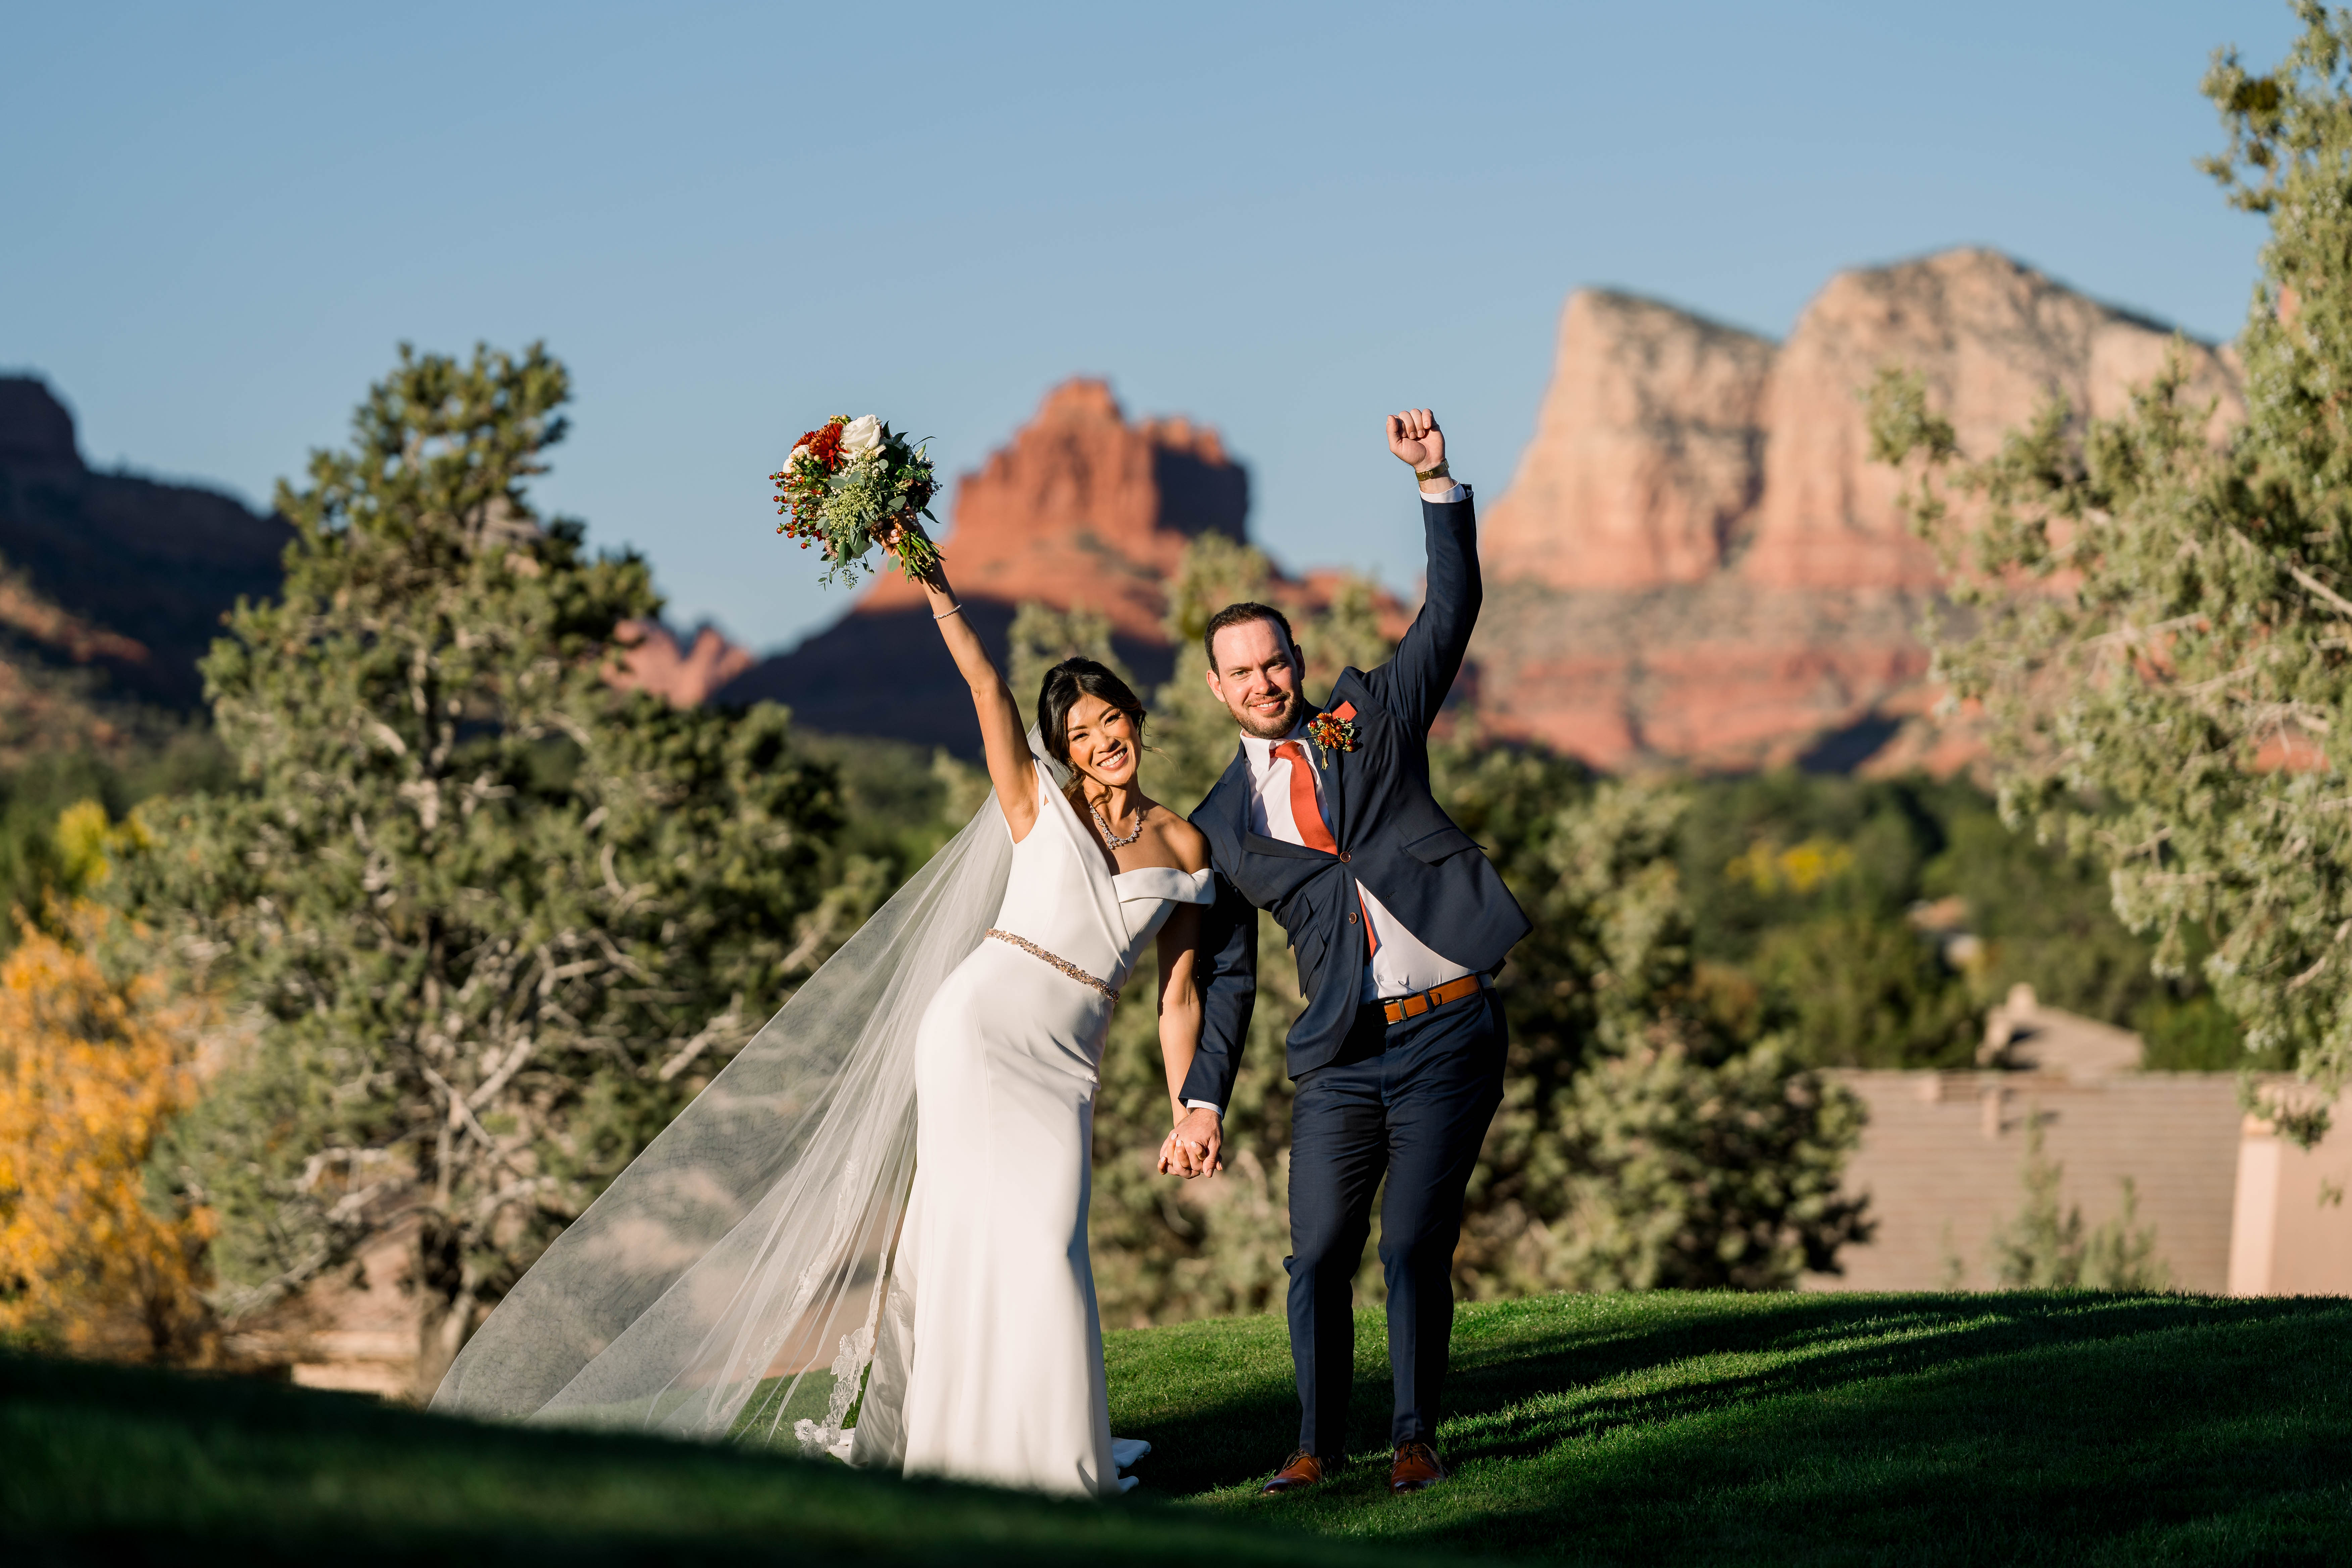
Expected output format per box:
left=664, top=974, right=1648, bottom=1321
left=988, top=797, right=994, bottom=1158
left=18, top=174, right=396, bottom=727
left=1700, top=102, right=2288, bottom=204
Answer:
left=1, top=2, right=2300, bottom=653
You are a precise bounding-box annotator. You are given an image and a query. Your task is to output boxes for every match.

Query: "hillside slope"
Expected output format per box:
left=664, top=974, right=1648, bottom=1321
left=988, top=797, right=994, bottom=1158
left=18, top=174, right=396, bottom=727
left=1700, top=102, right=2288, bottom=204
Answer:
left=9, top=1291, right=2346, bottom=1565
left=0, top=377, right=289, bottom=716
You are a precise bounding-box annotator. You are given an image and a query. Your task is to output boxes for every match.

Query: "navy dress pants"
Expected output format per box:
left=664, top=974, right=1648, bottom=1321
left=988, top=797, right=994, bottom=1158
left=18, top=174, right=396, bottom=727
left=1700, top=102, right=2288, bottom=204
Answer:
left=1284, top=986, right=1506, bottom=1461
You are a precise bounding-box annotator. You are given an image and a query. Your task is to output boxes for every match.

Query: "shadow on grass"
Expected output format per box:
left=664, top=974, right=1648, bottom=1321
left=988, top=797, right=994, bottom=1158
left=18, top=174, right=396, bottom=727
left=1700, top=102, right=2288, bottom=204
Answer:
left=1109, top=1292, right=2352, bottom=1566
left=0, top=1350, right=1444, bottom=1567
left=14, top=1294, right=2347, bottom=1566
left=1438, top=1293, right=2341, bottom=1460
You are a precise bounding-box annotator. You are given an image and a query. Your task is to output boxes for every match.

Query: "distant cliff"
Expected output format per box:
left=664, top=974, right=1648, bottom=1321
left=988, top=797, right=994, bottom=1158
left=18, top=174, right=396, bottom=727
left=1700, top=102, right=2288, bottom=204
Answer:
left=607, top=621, right=757, bottom=708
left=11, top=248, right=2247, bottom=777
left=0, top=377, right=290, bottom=713
left=0, top=377, right=290, bottom=758
left=722, top=251, right=2240, bottom=774
left=1472, top=248, right=2245, bottom=772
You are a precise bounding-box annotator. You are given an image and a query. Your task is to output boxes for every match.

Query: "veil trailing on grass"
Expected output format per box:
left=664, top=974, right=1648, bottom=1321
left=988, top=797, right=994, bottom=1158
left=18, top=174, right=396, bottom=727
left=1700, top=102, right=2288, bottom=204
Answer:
left=431, top=745, right=1054, bottom=1453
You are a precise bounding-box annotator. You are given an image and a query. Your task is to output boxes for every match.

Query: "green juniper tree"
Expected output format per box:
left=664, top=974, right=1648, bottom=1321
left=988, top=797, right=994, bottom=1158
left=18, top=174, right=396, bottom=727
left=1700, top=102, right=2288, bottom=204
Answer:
left=1986, top=1117, right=2169, bottom=1291
left=127, top=344, right=847, bottom=1392
left=1443, top=764, right=1872, bottom=1294
left=1870, top=4, right=2352, bottom=1136
left=1007, top=600, right=1128, bottom=708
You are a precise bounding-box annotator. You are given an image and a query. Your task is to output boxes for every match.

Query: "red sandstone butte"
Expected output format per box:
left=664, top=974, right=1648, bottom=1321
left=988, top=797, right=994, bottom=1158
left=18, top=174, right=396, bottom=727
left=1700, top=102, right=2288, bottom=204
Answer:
left=1471, top=248, right=2247, bottom=773
left=715, top=379, right=1253, bottom=748
left=857, top=378, right=1248, bottom=644
left=606, top=620, right=757, bottom=708
left=1483, top=290, right=1773, bottom=592
left=1741, top=247, right=2243, bottom=592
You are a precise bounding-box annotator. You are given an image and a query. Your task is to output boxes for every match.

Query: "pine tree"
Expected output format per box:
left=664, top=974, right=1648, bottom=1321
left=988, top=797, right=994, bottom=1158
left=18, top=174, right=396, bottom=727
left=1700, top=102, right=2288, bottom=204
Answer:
left=1869, top=5, right=2352, bottom=1135
left=121, top=344, right=845, bottom=1391
left=1986, top=1116, right=2168, bottom=1291
left=1443, top=766, right=1873, bottom=1294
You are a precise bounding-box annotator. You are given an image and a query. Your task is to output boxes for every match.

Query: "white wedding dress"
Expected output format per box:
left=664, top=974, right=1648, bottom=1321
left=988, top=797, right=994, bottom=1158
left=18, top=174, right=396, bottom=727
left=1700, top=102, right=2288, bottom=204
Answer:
left=850, top=761, right=1211, bottom=1496
left=428, top=747, right=1203, bottom=1502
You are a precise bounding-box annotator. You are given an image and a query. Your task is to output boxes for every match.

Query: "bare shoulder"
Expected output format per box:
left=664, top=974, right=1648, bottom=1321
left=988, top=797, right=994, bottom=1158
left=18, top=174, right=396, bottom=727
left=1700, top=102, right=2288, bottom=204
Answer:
left=1151, top=810, right=1212, bottom=874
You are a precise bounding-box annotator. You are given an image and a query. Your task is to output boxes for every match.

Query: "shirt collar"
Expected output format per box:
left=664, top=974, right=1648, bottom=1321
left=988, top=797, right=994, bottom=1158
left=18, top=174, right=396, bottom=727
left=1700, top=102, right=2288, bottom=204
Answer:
left=1238, top=720, right=1310, bottom=767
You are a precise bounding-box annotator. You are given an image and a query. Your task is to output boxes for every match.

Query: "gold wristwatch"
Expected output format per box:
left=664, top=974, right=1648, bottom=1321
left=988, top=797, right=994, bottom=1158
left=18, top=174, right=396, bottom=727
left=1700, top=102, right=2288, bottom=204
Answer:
left=1415, top=461, right=1451, bottom=482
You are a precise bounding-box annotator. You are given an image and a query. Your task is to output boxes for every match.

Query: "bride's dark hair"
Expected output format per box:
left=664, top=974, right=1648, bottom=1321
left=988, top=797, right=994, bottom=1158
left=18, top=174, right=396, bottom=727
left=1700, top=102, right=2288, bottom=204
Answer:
left=1037, top=657, right=1148, bottom=777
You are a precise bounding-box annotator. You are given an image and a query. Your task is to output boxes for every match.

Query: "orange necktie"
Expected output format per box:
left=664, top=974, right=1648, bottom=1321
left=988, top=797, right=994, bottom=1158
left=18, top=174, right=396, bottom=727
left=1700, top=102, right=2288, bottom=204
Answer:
left=1273, top=740, right=1336, bottom=852
left=1274, top=740, right=1376, bottom=957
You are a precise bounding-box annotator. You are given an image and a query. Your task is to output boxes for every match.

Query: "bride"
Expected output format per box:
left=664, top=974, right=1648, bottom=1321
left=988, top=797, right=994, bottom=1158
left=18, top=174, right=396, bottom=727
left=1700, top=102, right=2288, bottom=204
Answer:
left=432, top=540, right=1213, bottom=1500
left=859, top=555, right=1215, bottom=1493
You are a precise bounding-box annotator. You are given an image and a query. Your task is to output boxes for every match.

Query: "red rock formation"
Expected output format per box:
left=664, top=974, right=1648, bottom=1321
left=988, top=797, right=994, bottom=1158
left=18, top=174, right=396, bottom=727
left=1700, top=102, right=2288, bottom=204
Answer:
left=1739, top=248, right=2242, bottom=592
left=606, top=620, right=756, bottom=708
left=1471, top=248, right=2247, bottom=772
left=1483, top=291, right=1773, bottom=591
left=1467, top=575, right=1933, bottom=772
left=855, top=378, right=1247, bottom=641
left=721, top=252, right=2239, bottom=774
left=719, top=380, right=1251, bottom=746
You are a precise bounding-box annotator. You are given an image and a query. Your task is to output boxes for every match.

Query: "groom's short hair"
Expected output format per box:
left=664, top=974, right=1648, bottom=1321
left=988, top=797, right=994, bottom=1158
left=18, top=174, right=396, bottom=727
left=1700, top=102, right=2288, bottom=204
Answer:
left=1203, top=602, right=1297, bottom=670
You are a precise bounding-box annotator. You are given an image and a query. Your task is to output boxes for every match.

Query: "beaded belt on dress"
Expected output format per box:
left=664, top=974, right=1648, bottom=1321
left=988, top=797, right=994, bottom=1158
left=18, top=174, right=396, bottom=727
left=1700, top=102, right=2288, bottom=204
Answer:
left=985, top=929, right=1120, bottom=1001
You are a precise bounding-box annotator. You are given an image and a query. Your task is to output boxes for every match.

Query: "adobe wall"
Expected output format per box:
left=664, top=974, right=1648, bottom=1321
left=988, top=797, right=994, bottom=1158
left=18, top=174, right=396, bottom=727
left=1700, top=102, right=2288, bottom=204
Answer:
left=1808, top=1071, right=2244, bottom=1292
left=2229, top=1104, right=2352, bottom=1295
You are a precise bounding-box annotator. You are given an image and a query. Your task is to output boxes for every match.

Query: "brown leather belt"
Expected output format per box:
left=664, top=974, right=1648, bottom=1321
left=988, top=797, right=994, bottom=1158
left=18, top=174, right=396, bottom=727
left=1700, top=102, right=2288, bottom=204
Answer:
left=1382, top=974, right=1485, bottom=1026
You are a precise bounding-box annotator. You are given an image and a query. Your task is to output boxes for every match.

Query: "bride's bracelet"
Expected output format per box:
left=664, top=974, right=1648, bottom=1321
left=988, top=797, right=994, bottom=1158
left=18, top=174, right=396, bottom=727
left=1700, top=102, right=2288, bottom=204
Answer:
left=934, top=603, right=964, bottom=622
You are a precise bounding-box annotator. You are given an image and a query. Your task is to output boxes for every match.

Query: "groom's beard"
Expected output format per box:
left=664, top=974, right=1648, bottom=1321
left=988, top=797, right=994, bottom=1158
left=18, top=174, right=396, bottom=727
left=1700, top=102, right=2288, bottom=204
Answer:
left=1234, top=689, right=1303, bottom=740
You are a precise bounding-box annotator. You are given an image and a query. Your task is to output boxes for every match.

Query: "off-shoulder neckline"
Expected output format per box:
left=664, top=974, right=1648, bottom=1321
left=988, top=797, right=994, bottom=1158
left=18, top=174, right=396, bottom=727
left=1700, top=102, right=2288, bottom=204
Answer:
left=1109, top=865, right=1214, bottom=902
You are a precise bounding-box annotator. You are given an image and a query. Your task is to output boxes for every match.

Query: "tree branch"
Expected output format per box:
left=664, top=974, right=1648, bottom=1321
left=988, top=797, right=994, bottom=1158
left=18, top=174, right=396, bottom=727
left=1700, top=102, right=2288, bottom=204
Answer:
left=657, top=994, right=746, bottom=1082
left=2289, top=562, right=2352, bottom=619
left=421, top=1063, right=497, bottom=1147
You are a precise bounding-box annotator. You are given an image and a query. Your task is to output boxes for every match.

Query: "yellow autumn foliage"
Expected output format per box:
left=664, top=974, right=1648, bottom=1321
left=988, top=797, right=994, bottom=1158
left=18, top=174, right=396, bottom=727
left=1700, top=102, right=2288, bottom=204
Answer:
left=1725, top=836, right=1858, bottom=897
left=0, top=900, right=214, bottom=1360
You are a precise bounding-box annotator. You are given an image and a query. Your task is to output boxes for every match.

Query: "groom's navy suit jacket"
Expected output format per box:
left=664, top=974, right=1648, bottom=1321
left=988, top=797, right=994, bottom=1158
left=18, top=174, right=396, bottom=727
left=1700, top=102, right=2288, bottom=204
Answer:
left=1181, top=493, right=1531, bottom=1108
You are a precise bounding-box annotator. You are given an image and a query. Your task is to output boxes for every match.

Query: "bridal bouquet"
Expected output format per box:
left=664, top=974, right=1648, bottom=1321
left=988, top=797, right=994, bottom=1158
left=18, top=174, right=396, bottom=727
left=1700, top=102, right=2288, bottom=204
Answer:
left=772, top=414, right=942, bottom=585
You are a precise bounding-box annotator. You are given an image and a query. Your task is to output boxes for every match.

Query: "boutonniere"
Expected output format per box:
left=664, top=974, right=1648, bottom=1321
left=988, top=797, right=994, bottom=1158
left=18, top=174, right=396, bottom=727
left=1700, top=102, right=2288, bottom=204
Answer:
left=1306, top=702, right=1359, bottom=767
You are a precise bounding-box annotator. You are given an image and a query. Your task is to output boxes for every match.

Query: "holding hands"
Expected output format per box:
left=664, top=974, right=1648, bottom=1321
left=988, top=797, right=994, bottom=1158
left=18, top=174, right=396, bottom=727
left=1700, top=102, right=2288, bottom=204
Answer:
left=1157, top=1106, right=1224, bottom=1180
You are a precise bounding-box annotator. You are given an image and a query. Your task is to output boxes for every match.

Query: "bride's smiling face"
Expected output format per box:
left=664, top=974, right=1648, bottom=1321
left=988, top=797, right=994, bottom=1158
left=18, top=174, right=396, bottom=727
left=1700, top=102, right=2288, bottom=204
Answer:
left=1063, top=694, right=1141, bottom=791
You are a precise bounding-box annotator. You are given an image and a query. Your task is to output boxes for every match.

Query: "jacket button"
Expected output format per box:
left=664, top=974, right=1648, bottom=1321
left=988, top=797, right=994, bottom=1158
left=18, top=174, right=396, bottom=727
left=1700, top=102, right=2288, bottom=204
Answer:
left=1346, top=910, right=1358, bottom=923
left=1338, top=850, right=1351, bottom=862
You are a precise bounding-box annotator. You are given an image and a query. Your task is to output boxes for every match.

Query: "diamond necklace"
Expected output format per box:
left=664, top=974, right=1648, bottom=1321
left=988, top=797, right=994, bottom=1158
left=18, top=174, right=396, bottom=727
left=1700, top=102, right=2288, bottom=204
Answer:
left=1090, top=799, right=1144, bottom=849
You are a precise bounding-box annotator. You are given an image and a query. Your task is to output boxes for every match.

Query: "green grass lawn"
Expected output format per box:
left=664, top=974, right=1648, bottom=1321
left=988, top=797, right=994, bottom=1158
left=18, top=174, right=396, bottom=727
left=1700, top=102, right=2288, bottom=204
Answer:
left=1109, top=1291, right=2352, bottom=1563
left=7, top=1291, right=2351, bottom=1565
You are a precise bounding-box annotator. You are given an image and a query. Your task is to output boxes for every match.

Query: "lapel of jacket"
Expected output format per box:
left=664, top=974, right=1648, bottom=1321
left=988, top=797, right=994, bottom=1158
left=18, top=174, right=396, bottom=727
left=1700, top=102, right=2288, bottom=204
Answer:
left=1199, top=744, right=1256, bottom=861
left=1316, top=678, right=1365, bottom=848
left=1206, top=738, right=1331, bottom=868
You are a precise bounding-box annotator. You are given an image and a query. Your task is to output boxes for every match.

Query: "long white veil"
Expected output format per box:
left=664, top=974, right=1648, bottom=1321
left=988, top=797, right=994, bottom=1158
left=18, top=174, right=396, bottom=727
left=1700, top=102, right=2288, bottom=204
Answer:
left=431, top=752, right=1041, bottom=1452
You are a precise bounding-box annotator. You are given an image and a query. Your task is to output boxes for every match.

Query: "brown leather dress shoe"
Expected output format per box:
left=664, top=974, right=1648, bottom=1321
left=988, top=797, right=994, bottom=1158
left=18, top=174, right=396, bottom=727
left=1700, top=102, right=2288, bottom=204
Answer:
left=1390, top=1440, right=1448, bottom=1494
left=1260, top=1451, right=1328, bottom=1494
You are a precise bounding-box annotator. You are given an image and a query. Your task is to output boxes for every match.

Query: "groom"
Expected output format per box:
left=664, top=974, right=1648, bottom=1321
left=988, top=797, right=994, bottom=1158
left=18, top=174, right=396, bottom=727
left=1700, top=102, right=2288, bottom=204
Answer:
left=1164, top=409, right=1529, bottom=1497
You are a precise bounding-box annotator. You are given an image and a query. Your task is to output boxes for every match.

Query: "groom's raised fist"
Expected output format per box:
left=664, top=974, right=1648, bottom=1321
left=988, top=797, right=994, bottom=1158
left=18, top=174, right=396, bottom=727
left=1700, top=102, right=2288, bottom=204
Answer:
left=1387, top=408, right=1447, bottom=488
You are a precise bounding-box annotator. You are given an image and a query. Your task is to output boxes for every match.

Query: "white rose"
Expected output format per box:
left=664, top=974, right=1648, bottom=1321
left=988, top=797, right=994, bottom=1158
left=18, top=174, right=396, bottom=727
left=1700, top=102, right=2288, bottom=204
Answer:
left=787, top=441, right=811, bottom=465
left=840, top=415, right=884, bottom=459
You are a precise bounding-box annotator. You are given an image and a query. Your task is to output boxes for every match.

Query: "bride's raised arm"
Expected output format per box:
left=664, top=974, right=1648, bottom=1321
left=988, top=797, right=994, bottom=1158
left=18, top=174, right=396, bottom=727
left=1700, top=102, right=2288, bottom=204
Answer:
left=904, top=552, right=1041, bottom=841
